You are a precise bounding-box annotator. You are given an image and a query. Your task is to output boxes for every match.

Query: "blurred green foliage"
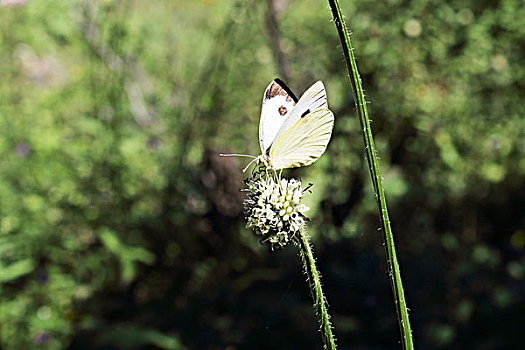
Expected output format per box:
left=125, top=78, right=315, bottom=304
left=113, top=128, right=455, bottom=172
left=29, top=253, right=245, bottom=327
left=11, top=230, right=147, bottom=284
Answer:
left=0, top=0, right=523, bottom=349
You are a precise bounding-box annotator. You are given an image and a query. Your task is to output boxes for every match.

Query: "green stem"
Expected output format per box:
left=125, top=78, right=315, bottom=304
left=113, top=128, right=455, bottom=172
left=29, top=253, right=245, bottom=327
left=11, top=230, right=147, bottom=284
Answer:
left=297, top=227, right=336, bottom=350
left=326, top=1, right=414, bottom=349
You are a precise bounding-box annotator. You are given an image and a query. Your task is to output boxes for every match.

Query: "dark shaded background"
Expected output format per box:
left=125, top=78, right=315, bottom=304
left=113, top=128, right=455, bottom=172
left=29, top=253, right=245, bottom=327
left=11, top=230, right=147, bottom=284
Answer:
left=0, top=0, right=523, bottom=349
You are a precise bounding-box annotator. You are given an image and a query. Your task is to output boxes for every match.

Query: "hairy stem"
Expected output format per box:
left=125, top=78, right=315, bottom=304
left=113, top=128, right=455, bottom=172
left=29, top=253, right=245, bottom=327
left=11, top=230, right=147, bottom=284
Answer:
left=326, top=0, right=414, bottom=349
left=297, top=227, right=336, bottom=350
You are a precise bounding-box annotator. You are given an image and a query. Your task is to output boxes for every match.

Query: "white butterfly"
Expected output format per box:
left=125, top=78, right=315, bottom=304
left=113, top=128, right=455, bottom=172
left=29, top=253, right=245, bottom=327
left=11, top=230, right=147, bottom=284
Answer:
left=223, top=79, right=334, bottom=170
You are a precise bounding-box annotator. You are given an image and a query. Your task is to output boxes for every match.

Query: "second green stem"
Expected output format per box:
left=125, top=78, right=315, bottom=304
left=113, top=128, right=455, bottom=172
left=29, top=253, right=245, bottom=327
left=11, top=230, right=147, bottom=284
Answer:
left=326, top=0, right=414, bottom=349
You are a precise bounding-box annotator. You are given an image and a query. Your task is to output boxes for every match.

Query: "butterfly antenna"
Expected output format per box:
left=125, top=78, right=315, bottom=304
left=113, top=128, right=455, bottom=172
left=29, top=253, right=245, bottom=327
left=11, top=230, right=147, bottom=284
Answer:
left=219, top=153, right=257, bottom=158
left=242, top=156, right=260, bottom=173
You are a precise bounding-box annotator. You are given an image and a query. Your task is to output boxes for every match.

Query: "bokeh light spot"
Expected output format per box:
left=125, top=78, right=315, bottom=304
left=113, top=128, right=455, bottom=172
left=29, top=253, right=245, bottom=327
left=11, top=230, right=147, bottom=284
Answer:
left=404, top=19, right=422, bottom=37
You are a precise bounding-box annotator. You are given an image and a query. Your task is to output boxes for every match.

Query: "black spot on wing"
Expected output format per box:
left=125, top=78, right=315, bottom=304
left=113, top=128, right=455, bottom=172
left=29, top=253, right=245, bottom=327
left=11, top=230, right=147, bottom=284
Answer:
left=301, top=109, right=311, bottom=118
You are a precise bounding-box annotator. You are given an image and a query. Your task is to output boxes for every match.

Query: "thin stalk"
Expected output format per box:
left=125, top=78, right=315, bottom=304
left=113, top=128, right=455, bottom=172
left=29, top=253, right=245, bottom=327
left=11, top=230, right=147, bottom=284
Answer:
left=297, top=227, right=336, bottom=350
left=326, top=0, right=414, bottom=349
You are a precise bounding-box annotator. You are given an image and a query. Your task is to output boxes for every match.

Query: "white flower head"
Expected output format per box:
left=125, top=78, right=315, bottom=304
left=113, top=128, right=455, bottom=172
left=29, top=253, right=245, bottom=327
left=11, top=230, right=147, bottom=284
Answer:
left=244, top=168, right=311, bottom=249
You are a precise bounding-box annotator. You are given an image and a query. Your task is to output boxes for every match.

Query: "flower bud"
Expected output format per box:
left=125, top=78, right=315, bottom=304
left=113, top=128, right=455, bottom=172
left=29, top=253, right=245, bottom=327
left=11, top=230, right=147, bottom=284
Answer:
left=244, top=170, right=311, bottom=249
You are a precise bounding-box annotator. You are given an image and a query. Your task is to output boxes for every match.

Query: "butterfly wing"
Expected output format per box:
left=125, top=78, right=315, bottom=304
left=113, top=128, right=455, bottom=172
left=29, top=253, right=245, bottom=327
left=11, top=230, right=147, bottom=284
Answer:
left=269, top=108, right=334, bottom=169
left=259, top=79, right=298, bottom=153
left=271, top=81, right=327, bottom=147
